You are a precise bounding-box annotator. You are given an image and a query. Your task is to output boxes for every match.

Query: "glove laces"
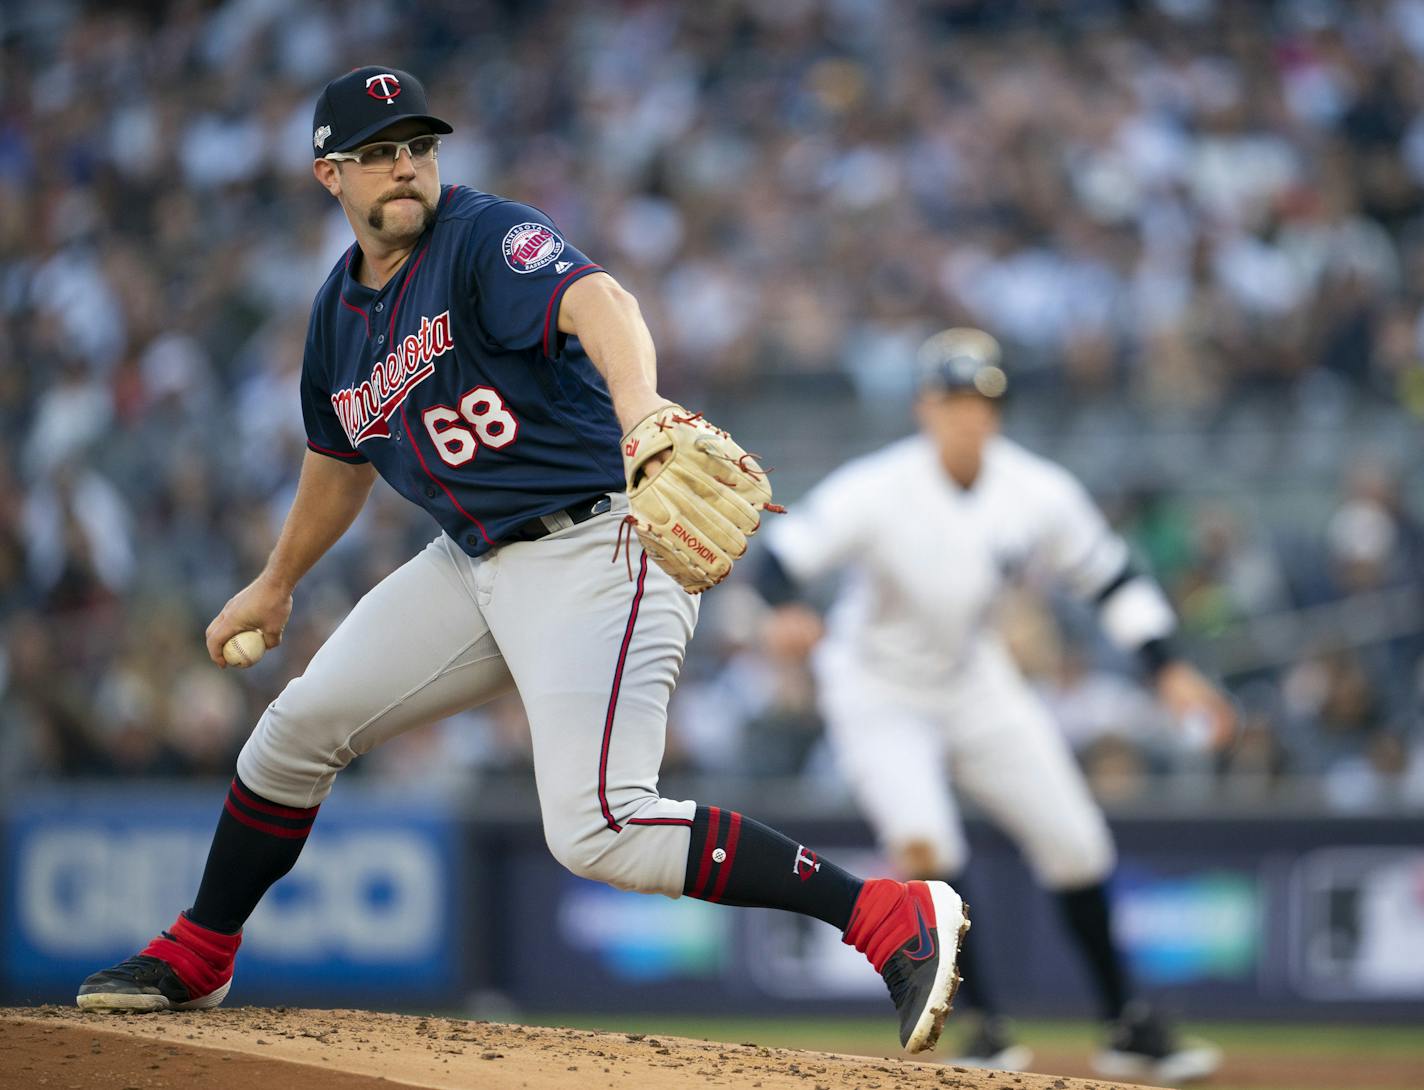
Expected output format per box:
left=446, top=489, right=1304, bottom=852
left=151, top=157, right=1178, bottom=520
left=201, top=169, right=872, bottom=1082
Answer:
left=612, top=514, right=639, bottom=581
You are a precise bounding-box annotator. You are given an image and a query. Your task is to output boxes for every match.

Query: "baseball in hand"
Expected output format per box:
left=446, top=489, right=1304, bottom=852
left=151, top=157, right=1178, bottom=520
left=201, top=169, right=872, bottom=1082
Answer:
left=222, top=630, right=267, bottom=668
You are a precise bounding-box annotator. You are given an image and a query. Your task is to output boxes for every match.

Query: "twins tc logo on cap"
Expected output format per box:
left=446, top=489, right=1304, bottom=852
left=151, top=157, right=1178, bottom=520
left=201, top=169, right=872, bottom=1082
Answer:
left=365, top=73, right=402, bottom=102
left=502, top=223, right=565, bottom=274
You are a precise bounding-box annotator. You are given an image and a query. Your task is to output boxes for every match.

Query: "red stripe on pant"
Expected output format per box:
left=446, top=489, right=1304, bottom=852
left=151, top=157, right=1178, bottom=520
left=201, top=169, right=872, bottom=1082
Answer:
left=598, top=553, right=649, bottom=832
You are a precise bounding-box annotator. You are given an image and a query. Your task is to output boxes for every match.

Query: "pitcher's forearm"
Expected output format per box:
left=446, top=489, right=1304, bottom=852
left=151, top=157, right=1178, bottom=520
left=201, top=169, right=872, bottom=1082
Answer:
left=262, top=451, right=378, bottom=591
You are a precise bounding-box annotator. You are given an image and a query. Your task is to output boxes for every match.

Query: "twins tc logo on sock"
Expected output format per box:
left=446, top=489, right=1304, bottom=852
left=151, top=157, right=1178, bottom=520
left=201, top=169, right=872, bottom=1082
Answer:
left=794, top=845, right=821, bottom=881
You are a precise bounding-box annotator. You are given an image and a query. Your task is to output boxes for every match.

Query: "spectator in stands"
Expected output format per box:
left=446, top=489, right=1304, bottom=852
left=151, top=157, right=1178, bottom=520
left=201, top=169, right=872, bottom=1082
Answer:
left=0, top=0, right=1421, bottom=805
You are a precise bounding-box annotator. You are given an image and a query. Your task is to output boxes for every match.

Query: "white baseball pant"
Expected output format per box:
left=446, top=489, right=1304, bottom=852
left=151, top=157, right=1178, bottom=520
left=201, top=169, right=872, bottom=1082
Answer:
left=236, top=494, right=700, bottom=896
left=813, top=636, right=1115, bottom=889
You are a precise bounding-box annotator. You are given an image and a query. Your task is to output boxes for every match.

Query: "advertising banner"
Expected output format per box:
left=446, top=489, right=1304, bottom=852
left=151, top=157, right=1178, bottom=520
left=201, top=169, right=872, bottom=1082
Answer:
left=6, top=790, right=1421, bottom=1019
left=1, top=785, right=463, bottom=1006
left=491, top=817, right=1424, bottom=1019
left=1288, top=847, right=1424, bottom=999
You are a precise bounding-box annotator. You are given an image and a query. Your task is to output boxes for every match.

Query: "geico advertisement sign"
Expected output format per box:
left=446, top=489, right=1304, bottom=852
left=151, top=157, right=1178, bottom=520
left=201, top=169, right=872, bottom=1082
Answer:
left=16, top=825, right=442, bottom=961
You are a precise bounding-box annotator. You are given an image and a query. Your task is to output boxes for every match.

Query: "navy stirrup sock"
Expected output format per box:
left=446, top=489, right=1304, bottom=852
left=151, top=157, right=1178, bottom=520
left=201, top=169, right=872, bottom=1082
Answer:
left=188, top=776, right=320, bottom=934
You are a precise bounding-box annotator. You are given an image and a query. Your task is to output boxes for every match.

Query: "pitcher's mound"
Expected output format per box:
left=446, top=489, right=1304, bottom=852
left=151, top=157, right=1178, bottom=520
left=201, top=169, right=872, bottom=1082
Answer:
left=2, top=1006, right=1142, bottom=1090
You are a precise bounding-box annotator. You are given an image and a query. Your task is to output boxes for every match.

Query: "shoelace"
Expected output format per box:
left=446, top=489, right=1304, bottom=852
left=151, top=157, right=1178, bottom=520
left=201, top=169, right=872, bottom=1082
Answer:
left=99, top=954, right=166, bottom=982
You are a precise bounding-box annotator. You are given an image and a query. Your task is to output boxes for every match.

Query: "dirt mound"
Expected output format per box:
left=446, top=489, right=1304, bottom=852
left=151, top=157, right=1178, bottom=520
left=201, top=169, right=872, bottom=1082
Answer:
left=1, top=1006, right=1140, bottom=1090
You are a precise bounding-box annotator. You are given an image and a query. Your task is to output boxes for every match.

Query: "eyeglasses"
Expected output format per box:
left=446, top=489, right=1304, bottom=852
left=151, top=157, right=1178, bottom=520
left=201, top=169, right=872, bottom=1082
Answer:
left=323, top=135, right=441, bottom=171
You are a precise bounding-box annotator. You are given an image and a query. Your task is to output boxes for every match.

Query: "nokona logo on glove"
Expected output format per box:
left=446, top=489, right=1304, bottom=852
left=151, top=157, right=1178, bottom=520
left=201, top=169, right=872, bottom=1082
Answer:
left=672, top=523, right=717, bottom=563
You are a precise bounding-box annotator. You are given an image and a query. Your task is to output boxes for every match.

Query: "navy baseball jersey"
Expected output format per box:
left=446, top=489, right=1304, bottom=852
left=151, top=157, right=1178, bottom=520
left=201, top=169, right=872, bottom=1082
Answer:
left=300, top=184, right=623, bottom=555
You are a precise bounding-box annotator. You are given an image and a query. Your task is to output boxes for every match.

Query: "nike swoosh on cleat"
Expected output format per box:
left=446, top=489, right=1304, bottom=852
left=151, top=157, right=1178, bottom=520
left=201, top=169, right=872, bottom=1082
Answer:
left=905, top=901, right=936, bottom=961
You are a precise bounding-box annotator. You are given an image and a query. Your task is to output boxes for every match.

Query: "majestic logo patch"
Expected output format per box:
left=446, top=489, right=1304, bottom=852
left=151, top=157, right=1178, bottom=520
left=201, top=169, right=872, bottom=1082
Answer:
left=313, top=124, right=332, bottom=150
left=331, top=310, right=454, bottom=445
left=366, top=73, right=402, bottom=102
left=502, top=222, right=565, bottom=274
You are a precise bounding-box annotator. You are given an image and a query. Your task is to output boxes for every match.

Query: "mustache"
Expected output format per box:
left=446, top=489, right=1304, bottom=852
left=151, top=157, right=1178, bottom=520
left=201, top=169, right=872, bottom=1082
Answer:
left=378, top=189, right=430, bottom=207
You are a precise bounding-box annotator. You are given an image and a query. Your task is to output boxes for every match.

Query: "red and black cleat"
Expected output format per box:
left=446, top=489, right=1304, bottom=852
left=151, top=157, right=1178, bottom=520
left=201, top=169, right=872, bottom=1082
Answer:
left=77, top=912, right=240, bottom=1013
left=844, top=879, right=970, bottom=1053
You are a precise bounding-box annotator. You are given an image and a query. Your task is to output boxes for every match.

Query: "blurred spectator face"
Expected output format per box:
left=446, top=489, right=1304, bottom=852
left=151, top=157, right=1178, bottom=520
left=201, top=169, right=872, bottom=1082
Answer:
left=914, top=391, right=1000, bottom=472
left=1230, top=714, right=1284, bottom=778
left=313, top=121, right=441, bottom=244
left=1326, top=498, right=1398, bottom=592
left=1082, top=735, right=1149, bottom=802
left=1368, top=732, right=1407, bottom=778
left=1320, top=654, right=1377, bottom=735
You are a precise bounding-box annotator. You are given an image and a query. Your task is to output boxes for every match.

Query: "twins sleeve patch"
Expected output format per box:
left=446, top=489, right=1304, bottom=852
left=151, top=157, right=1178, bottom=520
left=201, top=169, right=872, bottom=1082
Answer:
left=502, top=222, right=565, bottom=273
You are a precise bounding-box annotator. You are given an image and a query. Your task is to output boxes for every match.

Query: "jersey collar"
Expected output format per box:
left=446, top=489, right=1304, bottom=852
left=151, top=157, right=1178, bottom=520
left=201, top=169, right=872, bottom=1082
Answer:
left=343, top=186, right=457, bottom=298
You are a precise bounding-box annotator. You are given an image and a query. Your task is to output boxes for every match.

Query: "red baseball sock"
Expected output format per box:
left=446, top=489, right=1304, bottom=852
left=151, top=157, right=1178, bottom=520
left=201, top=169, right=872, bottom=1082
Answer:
left=140, top=912, right=241, bottom=999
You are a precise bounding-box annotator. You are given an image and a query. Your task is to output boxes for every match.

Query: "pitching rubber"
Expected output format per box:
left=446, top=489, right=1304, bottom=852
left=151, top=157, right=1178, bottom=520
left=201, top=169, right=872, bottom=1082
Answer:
left=76, top=977, right=232, bottom=1014
left=905, top=881, right=971, bottom=1054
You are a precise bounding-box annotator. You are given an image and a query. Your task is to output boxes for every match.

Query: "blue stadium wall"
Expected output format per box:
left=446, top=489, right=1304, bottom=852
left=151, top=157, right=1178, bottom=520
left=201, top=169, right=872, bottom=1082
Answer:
left=3, top=784, right=1422, bottom=1021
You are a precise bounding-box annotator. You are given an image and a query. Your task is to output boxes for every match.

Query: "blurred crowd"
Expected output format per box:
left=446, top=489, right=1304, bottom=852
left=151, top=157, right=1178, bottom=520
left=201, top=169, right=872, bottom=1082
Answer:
left=0, top=0, right=1421, bottom=809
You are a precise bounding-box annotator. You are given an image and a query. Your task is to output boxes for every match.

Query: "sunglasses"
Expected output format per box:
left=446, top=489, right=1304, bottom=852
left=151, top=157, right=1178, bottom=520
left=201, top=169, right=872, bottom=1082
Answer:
left=323, top=135, right=441, bottom=172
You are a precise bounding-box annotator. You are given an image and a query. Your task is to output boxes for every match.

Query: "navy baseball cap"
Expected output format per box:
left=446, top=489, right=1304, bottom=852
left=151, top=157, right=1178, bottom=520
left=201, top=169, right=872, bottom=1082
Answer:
left=915, top=327, right=1009, bottom=399
left=312, top=66, right=453, bottom=158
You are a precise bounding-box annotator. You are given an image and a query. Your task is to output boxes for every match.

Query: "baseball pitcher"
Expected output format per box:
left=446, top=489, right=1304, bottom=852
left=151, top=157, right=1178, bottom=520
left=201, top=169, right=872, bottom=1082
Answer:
left=76, top=67, right=970, bottom=1055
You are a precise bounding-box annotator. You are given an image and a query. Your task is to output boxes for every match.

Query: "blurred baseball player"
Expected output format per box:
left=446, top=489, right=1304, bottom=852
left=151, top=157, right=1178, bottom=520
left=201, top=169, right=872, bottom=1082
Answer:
left=74, top=66, right=970, bottom=1055
left=756, top=329, right=1231, bottom=1083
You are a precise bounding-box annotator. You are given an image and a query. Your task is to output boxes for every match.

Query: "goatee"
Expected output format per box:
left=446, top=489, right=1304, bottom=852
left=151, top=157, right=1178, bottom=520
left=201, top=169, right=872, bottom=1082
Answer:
left=368, top=193, right=436, bottom=234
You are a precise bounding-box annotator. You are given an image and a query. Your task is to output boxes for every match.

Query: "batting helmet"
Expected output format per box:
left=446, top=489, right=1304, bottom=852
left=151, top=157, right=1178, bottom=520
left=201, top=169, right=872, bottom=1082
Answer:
left=915, top=328, right=1008, bottom=399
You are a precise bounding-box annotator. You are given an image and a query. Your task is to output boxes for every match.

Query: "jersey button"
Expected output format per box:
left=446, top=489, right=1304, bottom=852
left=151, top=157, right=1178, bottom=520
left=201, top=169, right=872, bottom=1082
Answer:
left=377, top=335, right=385, bottom=344
left=424, top=485, right=438, bottom=498
left=465, top=533, right=479, bottom=547
left=374, top=302, right=384, bottom=312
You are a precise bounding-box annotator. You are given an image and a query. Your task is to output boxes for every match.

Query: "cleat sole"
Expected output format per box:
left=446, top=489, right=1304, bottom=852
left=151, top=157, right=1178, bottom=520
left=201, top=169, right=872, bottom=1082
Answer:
left=76, top=992, right=171, bottom=1013
left=905, top=882, right=970, bottom=1054
left=76, top=975, right=231, bottom=1014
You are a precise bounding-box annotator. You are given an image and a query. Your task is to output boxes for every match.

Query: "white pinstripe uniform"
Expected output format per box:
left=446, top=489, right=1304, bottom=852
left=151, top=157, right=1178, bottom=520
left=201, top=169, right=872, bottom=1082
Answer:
left=767, top=433, right=1176, bottom=888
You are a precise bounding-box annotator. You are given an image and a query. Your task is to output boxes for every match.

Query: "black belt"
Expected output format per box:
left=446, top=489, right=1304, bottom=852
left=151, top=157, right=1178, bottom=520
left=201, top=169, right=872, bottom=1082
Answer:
left=506, top=494, right=613, bottom=543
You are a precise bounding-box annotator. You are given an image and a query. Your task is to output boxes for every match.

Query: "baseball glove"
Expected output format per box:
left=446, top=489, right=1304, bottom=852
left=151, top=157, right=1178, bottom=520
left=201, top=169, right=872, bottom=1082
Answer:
left=620, top=404, right=782, bottom=594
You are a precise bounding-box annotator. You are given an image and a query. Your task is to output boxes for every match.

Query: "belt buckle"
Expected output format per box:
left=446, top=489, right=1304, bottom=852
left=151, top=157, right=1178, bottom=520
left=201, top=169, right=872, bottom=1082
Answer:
left=535, top=494, right=611, bottom=537
left=538, top=509, right=576, bottom=534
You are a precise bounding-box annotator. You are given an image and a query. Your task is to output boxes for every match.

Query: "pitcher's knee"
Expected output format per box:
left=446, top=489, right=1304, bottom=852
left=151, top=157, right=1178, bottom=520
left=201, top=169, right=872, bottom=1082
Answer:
left=543, top=808, right=687, bottom=895
left=235, top=688, right=351, bottom=808
left=543, top=827, right=645, bottom=889
left=543, top=824, right=595, bottom=879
